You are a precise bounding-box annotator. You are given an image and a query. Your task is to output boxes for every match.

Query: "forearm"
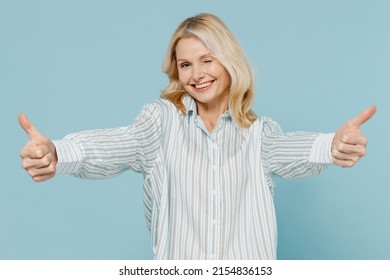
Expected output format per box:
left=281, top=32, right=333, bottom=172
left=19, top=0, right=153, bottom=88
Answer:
left=53, top=126, right=147, bottom=179
left=266, top=132, right=333, bottom=179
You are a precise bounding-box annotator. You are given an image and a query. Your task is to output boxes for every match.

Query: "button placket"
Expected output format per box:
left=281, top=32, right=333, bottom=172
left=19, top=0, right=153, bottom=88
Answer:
left=208, top=134, right=221, bottom=259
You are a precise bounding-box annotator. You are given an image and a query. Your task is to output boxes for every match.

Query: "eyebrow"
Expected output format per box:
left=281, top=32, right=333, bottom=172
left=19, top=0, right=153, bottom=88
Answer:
left=176, top=53, right=212, bottom=62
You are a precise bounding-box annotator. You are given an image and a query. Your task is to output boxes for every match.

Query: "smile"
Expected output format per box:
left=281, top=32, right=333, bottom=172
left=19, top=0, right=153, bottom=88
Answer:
left=192, top=81, right=214, bottom=90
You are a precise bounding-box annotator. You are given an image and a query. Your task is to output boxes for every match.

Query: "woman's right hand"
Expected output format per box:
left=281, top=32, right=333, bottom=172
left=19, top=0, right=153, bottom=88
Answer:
left=18, top=114, right=58, bottom=182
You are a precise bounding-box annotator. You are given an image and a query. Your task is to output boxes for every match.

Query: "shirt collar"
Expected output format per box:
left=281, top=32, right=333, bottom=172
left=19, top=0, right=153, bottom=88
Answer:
left=183, top=94, right=240, bottom=129
left=183, top=94, right=197, bottom=119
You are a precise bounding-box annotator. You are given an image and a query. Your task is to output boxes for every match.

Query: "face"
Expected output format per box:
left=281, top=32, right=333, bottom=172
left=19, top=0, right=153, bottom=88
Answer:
left=175, top=37, right=231, bottom=112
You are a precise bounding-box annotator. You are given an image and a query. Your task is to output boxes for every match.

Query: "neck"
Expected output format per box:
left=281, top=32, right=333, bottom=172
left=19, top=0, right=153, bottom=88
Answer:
left=196, top=101, right=228, bottom=132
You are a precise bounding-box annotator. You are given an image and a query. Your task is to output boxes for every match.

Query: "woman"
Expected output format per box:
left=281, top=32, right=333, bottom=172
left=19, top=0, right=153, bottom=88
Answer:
left=19, top=13, right=376, bottom=259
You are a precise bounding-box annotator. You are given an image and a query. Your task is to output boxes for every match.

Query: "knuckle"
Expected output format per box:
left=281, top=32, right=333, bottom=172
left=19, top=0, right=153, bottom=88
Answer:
left=32, top=176, right=42, bottom=182
left=36, top=149, right=43, bottom=158
left=331, top=150, right=340, bottom=159
left=27, top=169, right=36, bottom=177
left=19, top=143, right=31, bottom=158
left=337, top=142, right=345, bottom=151
left=48, top=163, right=56, bottom=173
left=46, top=153, right=53, bottom=162
left=22, top=159, right=30, bottom=169
left=41, top=156, right=50, bottom=167
left=341, top=135, right=349, bottom=143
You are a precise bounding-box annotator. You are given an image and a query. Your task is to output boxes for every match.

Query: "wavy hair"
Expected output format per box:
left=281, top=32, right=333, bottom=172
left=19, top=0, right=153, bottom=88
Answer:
left=161, top=13, right=257, bottom=127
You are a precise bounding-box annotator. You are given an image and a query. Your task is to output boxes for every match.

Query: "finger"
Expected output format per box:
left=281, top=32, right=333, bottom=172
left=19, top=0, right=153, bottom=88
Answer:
left=349, top=105, right=377, bottom=128
left=27, top=162, right=56, bottom=179
left=18, top=113, right=45, bottom=142
left=22, top=153, right=53, bottom=170
left=341, top=130, right=368, bottom=145
left=334, top=143, right=366, bottom=157
left=333, top=148, right=363, bottom=161
left=20, top=143, right=50, bottom=159
left=32, top=174, right=55, bottom=182
left=333, top=158, right=357, bottom=168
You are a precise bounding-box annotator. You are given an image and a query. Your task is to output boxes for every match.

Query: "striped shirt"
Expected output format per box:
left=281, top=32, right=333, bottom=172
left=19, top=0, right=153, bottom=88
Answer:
left=53, top=95, right=334, bottom=259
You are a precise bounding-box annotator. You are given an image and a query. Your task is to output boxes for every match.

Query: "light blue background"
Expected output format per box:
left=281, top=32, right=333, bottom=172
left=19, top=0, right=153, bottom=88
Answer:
left=1, top=0, right=389, bottom=259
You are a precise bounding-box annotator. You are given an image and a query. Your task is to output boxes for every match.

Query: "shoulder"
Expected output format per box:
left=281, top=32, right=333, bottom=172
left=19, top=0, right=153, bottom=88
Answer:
left=136, top=98, right=177, bottom=118
left=146, top=98, right=180, bottom=115
left=135, top=98, right=184, bottom=129
left=251, top=116, right=283, bottom=132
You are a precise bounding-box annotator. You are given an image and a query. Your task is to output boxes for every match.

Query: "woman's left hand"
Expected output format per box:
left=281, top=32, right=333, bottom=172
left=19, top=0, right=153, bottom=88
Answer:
left=331, top=105, right=377, bottom=167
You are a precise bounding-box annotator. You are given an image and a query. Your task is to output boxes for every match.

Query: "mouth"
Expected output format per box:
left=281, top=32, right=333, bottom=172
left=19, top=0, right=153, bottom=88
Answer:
left=192, top=80, right=214, bottom=91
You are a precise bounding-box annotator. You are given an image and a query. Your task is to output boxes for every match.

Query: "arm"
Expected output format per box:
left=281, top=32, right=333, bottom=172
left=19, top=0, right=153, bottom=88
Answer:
left=19, top=102, right=162, bottom=182
left=261, top=117, right=333, bottom=179
left=261, top=105, right=377, bottom=179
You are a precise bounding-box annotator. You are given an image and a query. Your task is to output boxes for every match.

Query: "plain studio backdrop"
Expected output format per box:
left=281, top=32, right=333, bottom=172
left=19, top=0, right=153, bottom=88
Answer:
left=1, top=0, right=389, bottom=259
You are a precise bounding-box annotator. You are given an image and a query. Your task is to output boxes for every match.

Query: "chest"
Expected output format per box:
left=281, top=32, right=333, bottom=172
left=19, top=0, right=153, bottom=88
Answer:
left=161, top=116, right=263, bottom=176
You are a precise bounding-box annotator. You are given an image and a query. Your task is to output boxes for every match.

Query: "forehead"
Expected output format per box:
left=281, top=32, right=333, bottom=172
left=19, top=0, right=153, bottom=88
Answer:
left=175, top=37, right=210, bottom=60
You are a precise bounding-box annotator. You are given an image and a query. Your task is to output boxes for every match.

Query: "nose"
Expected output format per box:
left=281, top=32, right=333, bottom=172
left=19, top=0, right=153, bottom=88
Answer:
left=192, top=66, right=205, bottom=82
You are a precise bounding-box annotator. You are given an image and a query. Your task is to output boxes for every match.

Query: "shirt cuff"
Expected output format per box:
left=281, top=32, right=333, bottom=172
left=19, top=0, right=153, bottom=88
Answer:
left=53, top=140, right=83, bottom=174
left=309, top=133, right=335, bottom=165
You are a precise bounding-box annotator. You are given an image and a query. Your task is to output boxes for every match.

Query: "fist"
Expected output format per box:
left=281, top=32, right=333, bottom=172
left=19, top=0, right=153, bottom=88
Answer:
left=332, top=106, right=377, bottom=167
left=18, top=114, right=58, bottom=182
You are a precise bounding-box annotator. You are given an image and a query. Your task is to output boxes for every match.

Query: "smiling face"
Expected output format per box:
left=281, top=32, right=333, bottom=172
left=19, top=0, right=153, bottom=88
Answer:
left=175, top=37, right=231, bottom=114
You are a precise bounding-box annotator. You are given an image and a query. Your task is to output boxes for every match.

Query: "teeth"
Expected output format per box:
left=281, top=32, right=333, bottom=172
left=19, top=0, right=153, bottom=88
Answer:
left=194, top=82, right=212, bottom=89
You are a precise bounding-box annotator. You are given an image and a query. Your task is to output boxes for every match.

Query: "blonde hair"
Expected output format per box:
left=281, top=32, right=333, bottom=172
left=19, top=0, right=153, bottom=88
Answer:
left=161, top=13, right=257, bottom=127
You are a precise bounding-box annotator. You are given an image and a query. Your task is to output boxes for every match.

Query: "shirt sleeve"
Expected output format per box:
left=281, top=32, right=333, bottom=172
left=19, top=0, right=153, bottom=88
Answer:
left=309, top=133, right=335, bottom=164
left=261, top=117, right=334, bottom=180
left=53, top=102, right=162, bottom=179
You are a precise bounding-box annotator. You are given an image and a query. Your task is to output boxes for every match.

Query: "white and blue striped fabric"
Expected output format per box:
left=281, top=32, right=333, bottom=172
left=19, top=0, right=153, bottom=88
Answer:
left=53, top=95, right=334, bottom=259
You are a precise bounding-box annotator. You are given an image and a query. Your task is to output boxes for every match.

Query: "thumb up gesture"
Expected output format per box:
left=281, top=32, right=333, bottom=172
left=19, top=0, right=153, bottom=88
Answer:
left=332, top=105, right=377, bottom=167
left=18, top=114, right=58, bottom=182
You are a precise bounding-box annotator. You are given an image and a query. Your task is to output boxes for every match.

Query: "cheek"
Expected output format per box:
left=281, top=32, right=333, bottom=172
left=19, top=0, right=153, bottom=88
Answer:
left=178, top=70, right=190, bottom=85
left=212, top=64, right=229, bottom=81
left=219, top=69, right=231, bottom=89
